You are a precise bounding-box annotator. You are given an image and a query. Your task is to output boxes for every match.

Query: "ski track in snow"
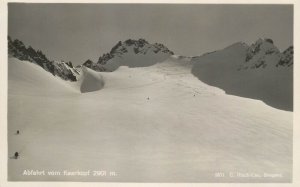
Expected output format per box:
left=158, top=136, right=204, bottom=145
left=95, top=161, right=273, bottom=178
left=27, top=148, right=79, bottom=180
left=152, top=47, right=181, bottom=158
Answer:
left=8, top=57, right=292, bottom=182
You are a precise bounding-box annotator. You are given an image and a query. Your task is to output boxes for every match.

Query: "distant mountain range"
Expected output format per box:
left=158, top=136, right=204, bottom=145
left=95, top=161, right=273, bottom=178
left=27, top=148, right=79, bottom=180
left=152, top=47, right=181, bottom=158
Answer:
left=8, top=37, right=174, bottom=80
left=83, top=38, right=174, bottom=72
left=8, top=36, right=79, bottom=81
left=7, top=36, right=293, bottom=110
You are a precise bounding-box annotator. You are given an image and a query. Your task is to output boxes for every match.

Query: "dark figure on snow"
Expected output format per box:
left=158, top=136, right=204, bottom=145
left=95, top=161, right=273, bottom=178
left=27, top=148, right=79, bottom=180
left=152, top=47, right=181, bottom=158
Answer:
left=14, top=152, right=19, bottom=159
left=16, top=130, right=19, bottom=135
left=147, top=97, right=149, bottom=100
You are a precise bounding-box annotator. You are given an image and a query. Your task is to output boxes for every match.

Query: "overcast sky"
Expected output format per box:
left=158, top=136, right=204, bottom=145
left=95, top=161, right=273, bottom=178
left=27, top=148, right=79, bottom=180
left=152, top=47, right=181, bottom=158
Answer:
left=8, top=3, right=293, bottom=66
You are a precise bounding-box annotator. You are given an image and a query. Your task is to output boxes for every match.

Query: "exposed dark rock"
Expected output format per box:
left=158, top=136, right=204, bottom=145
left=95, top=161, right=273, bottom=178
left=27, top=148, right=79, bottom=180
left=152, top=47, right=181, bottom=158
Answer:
left=83, top=38, right=174, bottom=72
left=8, top=36, right=78, bottom=81
left=83, top=59, right=94, bottom=68
left=277, top=46, right=293, bottom=67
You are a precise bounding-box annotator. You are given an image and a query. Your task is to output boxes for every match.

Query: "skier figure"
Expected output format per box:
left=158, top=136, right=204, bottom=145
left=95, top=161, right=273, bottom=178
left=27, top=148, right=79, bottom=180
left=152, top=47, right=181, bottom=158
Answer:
left=16, top=130, right=19, bottom=135
left=147, top=97, right=149, bottom=100
left=14, top=152, right=19, bottom=159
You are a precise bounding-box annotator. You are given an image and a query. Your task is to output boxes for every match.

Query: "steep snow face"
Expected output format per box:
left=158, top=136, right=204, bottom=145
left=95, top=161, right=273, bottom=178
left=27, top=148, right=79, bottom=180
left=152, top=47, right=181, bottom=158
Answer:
left=79, top=66, right=105, bottom=93
left=191, top=39, right=293, bottom=111
left=83, top=39, right=174, bottom=72
left=8, top=37, right=79, bottom=81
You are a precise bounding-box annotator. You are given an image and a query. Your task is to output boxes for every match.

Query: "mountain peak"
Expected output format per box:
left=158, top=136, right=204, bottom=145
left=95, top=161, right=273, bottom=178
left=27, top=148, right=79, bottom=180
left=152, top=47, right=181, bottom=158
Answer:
left=124, top=38, right=149, bottom=46
left=83, top=38, right=174, bottom=72
left=254, top=38, right=274, bottom=45
left=107, top=38, right=173, bottom=57
left=245, top=38, right=280, bottom=63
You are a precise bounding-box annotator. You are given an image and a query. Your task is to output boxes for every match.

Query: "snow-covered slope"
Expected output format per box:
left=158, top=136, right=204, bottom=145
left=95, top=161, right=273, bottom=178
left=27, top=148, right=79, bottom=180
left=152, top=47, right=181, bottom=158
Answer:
left=8, top=56, right=292, bottom=182
left=191, top=38, right=293, bottom=111
left=83, top=39, right=174, bottom=72
left=8, top=58, right=77, bottom=95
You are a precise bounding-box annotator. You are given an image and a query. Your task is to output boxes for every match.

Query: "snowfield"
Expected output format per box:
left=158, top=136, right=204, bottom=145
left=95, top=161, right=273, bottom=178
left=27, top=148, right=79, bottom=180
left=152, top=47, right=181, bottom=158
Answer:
left=8, top=57, right=292, bottom=182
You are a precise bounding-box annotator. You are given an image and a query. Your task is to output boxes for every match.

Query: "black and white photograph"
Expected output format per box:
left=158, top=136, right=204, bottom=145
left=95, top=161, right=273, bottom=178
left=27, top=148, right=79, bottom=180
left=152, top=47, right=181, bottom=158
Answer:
left=0, top=0, right=299, bottom=186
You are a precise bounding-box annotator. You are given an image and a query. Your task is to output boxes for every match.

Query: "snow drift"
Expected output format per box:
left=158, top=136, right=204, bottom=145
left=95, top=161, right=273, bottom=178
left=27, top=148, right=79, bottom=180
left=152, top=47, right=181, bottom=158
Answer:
left=79, top=66, right=105, bottom=93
